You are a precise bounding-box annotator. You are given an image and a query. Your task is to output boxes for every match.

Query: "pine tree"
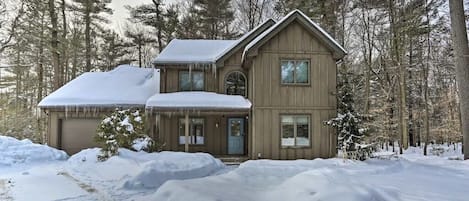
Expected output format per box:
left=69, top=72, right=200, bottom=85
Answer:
left=326, top=73, right=371, bottom=160
left=69, top=0, right=113, bottom=72
left=124, top=26, right=156, bottom=68
left=126, top=0, right=166, bottom=51
left=98, top=30, right=130, bottom=71
left=193, top=0, right=238, bottom=39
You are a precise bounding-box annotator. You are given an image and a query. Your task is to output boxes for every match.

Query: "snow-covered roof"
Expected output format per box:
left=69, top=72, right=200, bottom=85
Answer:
left=153, top=39, right=237, bottom=65
left=214, top=19, right=276, bottom=62
left=243, top=9, right=347, bottom=60
left=146, top=92, right=252, bottom=111
left=38, top=65, right=160, bottom=108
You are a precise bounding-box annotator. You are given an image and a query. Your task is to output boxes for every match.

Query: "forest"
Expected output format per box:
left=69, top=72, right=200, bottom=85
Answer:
left=0, top=0, right=467, bottom=156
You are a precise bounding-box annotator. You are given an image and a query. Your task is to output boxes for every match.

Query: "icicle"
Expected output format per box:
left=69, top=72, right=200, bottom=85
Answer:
left=211, top=63, right=217, bottom=78
left=65, top=106, right=68, bottom=119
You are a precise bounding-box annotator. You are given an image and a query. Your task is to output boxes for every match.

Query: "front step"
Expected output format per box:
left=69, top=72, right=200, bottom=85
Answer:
left=216, top=156, right=249, bottom=165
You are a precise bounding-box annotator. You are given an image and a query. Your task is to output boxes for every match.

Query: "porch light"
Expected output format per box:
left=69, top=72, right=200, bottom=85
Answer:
left=215, top=123, right=219, bottom=128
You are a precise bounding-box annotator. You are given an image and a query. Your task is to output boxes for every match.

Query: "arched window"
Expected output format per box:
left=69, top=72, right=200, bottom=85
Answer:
left=225, top=71, right=246, bottom=96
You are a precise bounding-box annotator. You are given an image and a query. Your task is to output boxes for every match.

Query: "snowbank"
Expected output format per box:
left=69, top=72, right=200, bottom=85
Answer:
left=146, top=91, right=252, bottom=111
left=148, top=159, right=398, bottom=201
left=147, top=155, right=469, bottom=201
left=38, top=65, right=159, bottom=108
left=0, top=135, right=67, bottom=166
left=66, top=148, right=224, bottom=194
left=123, top=151, right=224, bottom=189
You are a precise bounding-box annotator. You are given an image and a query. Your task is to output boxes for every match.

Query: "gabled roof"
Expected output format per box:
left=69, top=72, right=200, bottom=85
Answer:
left=153, top=19, right=276, bottom=66
left=215, top=19, right=276, bottom=65
left=153, top=39, right=237, bottom=65
left=38, top=65, right=160, bottom=108
left=243, top=9, right=347, bottom=61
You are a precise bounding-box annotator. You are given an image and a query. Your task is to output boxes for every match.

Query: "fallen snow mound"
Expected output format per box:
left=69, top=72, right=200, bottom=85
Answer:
left=0, top=135, right=68, bottom=166
left=149, top=159, right=400, bottom=201
left=67, top=148, right=224, bottom=192
left=123, top=151, right=225, bottom=189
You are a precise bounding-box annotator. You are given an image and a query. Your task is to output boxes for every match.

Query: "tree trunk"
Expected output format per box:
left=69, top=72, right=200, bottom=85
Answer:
left=85, top=0, right=92, bottom=72
left=449, top=0, right=469, bottom=160
left=49, top=0, right=61, bottom=90
left=423, top=0, right=431, bottom=156
left=61, top=0, right=68, bottom=81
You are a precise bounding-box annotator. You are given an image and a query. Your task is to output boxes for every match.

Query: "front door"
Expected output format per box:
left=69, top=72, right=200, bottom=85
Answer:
left=228, top=118, right=244, bottom=155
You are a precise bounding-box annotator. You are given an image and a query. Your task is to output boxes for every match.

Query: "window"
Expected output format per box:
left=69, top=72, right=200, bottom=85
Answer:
left=225, top=71, right=246, bottom=96
left=179, top=71, right=204, bottom=91
left=281, top=115, right=310, bottom=147
left=179, top=118, right=205, bottom=145
left=281, top=60, right=309, bottom=84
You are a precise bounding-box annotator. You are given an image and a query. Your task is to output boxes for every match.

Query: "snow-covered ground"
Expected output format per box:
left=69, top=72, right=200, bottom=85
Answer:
left=0, top=135, right=468, bottom=201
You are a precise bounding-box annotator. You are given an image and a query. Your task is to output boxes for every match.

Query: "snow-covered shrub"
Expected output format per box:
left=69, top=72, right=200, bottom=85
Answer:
left=95, top=108, right=159, bottom=161
left=325, top=76, right=374, bottom=160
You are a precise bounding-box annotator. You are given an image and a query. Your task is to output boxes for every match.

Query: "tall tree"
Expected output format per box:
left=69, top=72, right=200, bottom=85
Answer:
left=99, top=30, right=130, bottom=71
left=48, top=0, right=62, bottom=90
left=125, top=27, right=156, bottom=68
left=193, top=0, right=238, bottom=39
left=235, top=0, right=270, bottom=32
left=0, top=1, right=24, bottom=53
left=449, top=0, right=469, bottom=160
left=70, top=0, right=112, bottom=72
left=126, top=0, right=165, bottom=52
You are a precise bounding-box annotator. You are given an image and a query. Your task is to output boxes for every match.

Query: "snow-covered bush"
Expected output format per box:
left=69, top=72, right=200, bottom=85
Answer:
left=95, top=108, right=159, bottom=161
left=325, top=76, right=374, bottom=160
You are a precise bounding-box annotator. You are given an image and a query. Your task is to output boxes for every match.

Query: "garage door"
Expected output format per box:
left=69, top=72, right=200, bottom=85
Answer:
left=61, top=118, right=101, bottom=155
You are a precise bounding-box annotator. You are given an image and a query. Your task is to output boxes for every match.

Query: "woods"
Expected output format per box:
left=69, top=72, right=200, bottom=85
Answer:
left=0, top=0, right=467, bottom=158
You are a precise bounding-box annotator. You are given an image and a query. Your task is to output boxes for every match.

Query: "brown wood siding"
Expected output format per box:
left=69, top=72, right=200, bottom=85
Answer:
left=160, top=67, right=219, bottom=93
left=249, top=21, right=337, bottom=159
left=46, top=110, right=113, bottom=153
left=159, top=114, right=248, bottom=155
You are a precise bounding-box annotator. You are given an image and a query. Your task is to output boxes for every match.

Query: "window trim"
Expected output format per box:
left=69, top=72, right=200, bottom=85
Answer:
left=178, top=117, right=206, bottom=146
left=280, top=59, right=311, bottom=86
left=178, top=70, right=205, bottom=91
left=280, top=114, right=311, bottom=148
left=224, top=70, right=247, bottom=97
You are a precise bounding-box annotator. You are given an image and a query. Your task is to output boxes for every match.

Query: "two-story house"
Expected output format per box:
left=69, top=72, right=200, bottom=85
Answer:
left=38, top=10, right=346, bottom=159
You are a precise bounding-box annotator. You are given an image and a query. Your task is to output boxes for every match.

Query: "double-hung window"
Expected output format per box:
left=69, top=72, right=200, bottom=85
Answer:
left=179, top=71, right=204, bottom=91
left=281, top=60, right=310, bottom=84
left=179, top=118, right=205, bottom=145
left=281, top=115, right=310, bottom=147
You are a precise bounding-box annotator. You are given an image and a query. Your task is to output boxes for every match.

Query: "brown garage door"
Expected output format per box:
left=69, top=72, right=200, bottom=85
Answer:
left=61, top=118, right=101, bottom=155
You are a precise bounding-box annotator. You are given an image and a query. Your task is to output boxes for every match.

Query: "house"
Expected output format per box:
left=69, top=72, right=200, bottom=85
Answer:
left=38, top=9, right=346, bottom=159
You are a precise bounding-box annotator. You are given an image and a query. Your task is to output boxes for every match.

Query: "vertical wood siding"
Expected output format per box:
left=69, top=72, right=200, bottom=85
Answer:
left=249, top=21, right=337, bottom=159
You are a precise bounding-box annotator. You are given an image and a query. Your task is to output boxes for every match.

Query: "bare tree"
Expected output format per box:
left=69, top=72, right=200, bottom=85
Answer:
left=0, top=1, right=24, bottom=53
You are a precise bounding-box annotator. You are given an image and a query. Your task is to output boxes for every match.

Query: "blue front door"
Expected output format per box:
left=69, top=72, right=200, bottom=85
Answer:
left=228, top=118, right=244, bottom=155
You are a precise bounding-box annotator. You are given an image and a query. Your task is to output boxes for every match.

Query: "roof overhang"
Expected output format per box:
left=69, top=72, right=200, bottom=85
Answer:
left=243, top=10, right=347, bottom=62
left=146, top=92, right=252, bottom=113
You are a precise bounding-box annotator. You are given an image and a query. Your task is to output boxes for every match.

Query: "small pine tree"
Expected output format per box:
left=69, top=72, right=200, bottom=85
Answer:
left=95, top=108, right=159, bottom=161
left=325, top=76, right=372, bottom=160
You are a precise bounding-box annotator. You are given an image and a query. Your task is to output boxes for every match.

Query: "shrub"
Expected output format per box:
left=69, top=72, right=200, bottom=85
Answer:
left=95, top=108, right=160, bottom=161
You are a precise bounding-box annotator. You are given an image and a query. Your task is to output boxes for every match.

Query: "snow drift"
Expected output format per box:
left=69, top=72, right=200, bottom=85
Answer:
left=0, top=135, right=67, bottom=166
left=148, top=159, right=400, bottom=201
left=66, top=148, right=224, bottom=193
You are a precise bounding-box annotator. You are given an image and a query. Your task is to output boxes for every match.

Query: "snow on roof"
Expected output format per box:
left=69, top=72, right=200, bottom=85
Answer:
left=243, top=9, right=347, bottom=60
left=153, top=39, right=237, bottom=65
left=38, top=65, right=160, bottom=108
left=213, top=19, right=276, bottom=61
left=146, top=92, right=252, bottom=111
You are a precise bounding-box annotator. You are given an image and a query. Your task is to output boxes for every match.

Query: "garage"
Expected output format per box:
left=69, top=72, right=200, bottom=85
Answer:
left=60, top=118, right=101, bottom=155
